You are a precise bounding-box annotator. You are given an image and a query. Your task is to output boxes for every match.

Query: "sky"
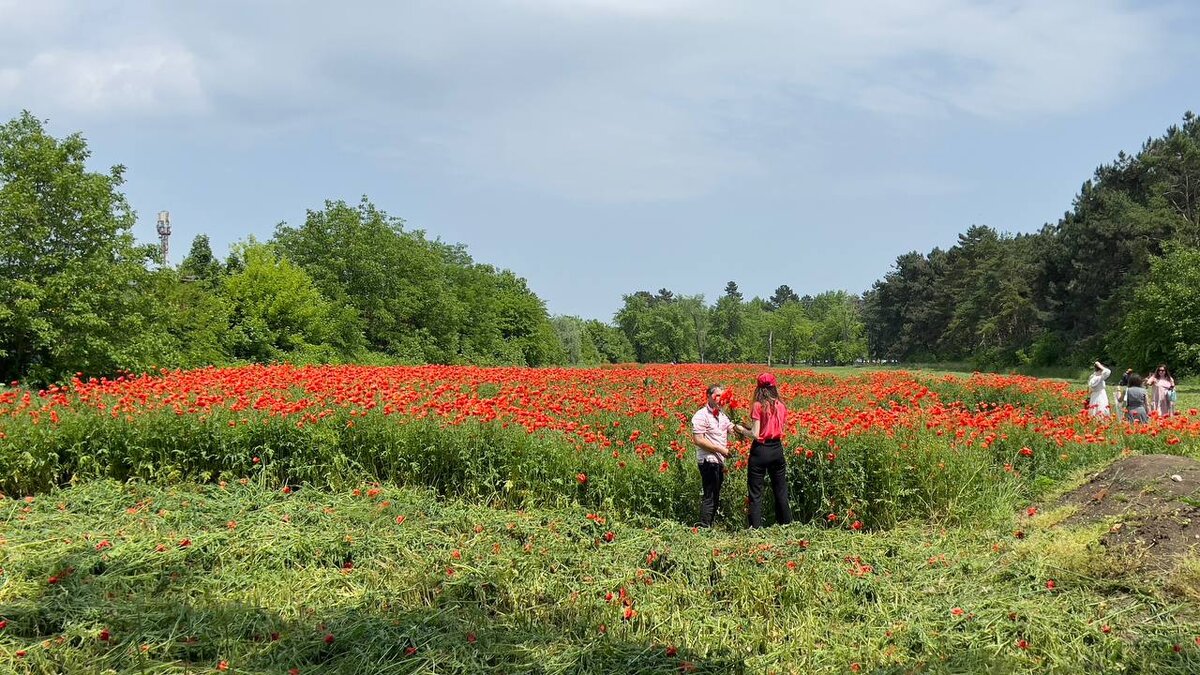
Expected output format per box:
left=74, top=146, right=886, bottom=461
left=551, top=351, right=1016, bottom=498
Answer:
left=2, top=0, right=1197, bottom=321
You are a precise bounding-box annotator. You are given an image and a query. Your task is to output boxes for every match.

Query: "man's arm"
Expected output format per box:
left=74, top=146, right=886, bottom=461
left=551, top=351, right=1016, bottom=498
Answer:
left=692, top=433, right=729, bottom=457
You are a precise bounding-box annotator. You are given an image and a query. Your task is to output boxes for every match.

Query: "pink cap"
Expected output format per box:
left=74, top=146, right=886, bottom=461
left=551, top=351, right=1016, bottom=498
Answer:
left=756, top=372, right=777, bottom=387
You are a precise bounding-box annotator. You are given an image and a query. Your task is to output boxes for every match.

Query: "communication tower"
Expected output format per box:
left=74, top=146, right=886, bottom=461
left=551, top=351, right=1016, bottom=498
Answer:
left=156, top=211, right=171, bottom=265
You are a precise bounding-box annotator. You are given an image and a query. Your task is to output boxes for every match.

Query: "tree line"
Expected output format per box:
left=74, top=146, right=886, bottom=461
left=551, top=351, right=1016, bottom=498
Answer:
left=863, top=112, right=1200, bottom=375
left=3, top=109, right=1198, bottom=383
left=0, top=112, right=565, bottom=384
left=551, top=284, right=866, bottom=367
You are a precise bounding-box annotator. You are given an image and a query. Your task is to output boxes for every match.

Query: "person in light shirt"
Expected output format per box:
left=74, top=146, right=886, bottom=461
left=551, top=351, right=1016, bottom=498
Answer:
left=691, top=384, right=733, bottom=527
left=1086, top=361, right=1111, bottom=418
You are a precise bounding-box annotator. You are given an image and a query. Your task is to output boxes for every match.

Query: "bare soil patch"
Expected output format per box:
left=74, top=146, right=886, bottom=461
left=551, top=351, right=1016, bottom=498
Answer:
left=1057, top=454, right=1200, bottom=570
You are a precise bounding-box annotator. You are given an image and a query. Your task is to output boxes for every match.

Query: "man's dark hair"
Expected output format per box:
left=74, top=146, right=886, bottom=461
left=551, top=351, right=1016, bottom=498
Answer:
left=1129, top=374, right=1144, bottom=388
left=706, top=383, right=724, bottom=397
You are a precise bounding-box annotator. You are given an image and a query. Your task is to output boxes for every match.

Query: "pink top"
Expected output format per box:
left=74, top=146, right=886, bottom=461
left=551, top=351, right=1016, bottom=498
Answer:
left=750, top=400, right=787, bottom=442
left=691, top=406, right=733, bottom=464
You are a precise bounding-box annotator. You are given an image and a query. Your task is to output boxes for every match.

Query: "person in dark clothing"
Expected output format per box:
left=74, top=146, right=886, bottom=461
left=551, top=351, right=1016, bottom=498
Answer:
left=731, top=373, right=793, bottom=528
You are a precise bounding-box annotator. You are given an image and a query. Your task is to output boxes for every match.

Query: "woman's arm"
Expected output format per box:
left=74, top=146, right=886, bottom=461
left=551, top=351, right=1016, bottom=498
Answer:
left=731, top=420, right=760, bottom=439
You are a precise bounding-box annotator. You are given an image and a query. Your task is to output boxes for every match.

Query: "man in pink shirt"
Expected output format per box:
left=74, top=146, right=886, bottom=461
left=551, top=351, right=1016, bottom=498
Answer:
left=691, top=383, right=733, bottom=527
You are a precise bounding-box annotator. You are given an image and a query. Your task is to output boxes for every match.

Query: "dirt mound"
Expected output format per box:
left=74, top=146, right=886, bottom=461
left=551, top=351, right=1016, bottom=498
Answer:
left=1057, top=454, right=1200, bottom=569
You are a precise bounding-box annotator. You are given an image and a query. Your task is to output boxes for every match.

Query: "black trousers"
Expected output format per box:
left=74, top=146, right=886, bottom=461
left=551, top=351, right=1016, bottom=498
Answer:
left=747, top=439, right=792, bottom=528
left=698, top=461, right=725, bottom=527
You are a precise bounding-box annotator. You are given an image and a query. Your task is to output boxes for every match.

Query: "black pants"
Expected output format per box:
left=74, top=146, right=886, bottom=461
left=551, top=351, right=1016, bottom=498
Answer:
left=698, top=461, right=725, bottom=527
left=747, top=439, right=792, bottom=528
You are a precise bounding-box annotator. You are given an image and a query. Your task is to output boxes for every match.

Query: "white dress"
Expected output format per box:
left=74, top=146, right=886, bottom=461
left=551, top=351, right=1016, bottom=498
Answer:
left=1088, top=367, right=1111, bottom=417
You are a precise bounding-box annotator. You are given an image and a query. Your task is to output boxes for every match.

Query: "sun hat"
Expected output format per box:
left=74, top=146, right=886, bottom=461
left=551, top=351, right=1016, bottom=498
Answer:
left=756, top=372, right=777, bottom=387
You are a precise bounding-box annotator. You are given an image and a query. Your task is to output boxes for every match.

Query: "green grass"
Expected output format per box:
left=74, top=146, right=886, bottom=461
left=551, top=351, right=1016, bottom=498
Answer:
left=2, top=480, right=1199, bottom=674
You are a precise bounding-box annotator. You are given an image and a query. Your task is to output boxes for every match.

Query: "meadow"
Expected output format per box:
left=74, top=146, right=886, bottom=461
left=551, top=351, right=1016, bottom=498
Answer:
left=2, top=365, right=1199, bottom=673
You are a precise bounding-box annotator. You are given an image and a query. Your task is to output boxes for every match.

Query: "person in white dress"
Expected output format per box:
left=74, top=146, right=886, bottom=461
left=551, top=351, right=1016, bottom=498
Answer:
left=1087, top=361, right=1111, bottom=418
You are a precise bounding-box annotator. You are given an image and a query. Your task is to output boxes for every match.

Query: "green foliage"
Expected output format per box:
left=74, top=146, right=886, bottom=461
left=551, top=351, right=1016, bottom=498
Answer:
left=221, top=241, right=363, bottom=362
left=553, top=315, right=604, bottom=365
left=178, top=234, right=224, bottom=286
left=616, top=287, right=869, bottom=366
left=273, top=198, right=560, bottom=366
left=614, top=292, right=695, bottom=363
left=1114, top=245, right=1200, bottom=374
left=0, top=111, right=163, bottom=384
left=866, top=112, right=1200, bottom=372
left=584, top=319, right=636, bottom=364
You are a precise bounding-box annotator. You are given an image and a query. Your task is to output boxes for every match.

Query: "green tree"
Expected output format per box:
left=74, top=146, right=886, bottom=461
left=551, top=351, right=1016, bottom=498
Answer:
left=0, top=111, right=161, bottom=383
left=708, top=285, right=749, bottom=362
left=809, top=291, right=868, bottom=365
left=768, top=284, right=800, bottom=310
left=221, top=241, right=362, bottom=362
left=614, top=291, right=693, bottom=363
left=1114, top=245, right=1200, bottom=374
left=770, top=300, right=816, bottom=365
left=179, top=234, right=224, bottom=286
left=552, top=315, right=602, bottom=365
left=584, top=320, right=636, bottom=363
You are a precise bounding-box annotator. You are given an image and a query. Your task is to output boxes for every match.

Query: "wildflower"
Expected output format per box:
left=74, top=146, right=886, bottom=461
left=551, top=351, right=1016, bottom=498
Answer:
left=467, top=632, right=477, bottom=644
left=324, top=633, right=334, bottom=645
left=395, top=515, right=406, bottom=525
left=1045, top=579, right=1056, bottom=590
left=1015, top=639, right=1028, bottom=650
left=99, top=628, right=111, bottom=641
left=851, top=520, right=863, bottom=531
left=405, top=646, right=418, bottom=656
left=951, top=607, right=964, bottom=617
left=95, top=540, right=112, bottom=551
left=577, top=473, right=588, bottom=484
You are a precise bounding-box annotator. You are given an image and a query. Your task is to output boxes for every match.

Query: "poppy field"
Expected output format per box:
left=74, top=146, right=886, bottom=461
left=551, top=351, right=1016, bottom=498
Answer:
left=2, top=365, right=1200, bottom=673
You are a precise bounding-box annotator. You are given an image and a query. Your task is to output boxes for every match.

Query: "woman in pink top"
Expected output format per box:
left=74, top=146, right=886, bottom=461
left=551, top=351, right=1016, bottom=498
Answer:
left=1146, top=364, right=1176, bottom=417
left=731, top=372, right=793, bottom=528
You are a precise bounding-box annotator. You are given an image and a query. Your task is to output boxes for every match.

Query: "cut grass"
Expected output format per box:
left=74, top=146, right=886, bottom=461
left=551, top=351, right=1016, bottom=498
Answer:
left=2, top=480, right=1199, bottom=674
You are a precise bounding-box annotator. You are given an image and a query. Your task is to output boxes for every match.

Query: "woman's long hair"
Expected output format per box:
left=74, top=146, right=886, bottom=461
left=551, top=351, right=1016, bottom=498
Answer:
left=754, top=383, right=783, bottom=426
left=1153, top=364, right=1173, bottom=382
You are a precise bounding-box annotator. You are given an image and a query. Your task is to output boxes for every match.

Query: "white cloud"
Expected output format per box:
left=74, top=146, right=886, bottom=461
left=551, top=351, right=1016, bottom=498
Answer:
left=0, top=0, right=1186, bottom=200
left=0, top=44, right=206, bottom=116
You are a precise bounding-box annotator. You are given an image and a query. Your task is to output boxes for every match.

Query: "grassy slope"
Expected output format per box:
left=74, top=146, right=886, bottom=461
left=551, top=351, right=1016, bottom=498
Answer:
left=1, top=479, right=1198, bottom=674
